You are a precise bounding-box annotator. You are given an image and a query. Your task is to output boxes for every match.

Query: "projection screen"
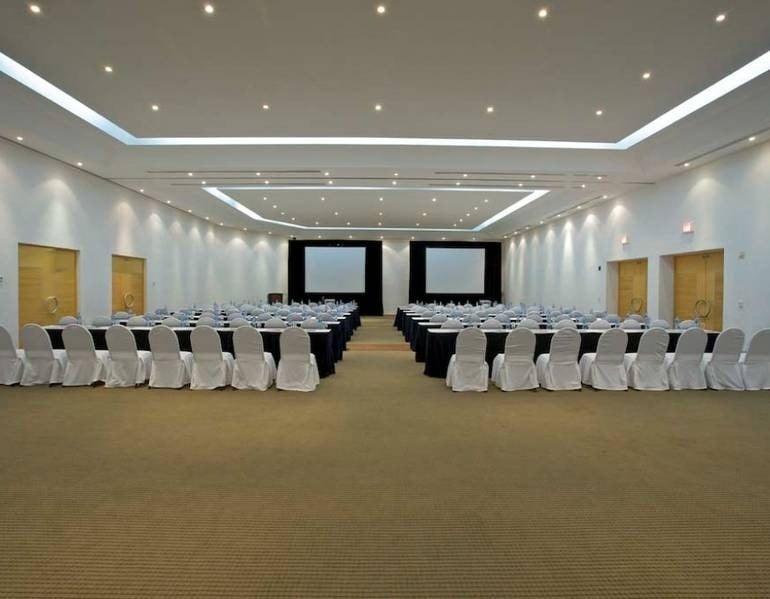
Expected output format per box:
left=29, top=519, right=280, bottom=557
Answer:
left=425, top=247, right=486, bottom=294
left=305, top=246, right=366, bottom=293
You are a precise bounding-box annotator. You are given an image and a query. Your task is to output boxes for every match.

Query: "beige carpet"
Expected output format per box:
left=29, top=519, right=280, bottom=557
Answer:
left=1, top=316, right=770, bottom=597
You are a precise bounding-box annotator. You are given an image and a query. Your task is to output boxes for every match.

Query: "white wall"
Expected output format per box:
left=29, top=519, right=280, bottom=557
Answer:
left=503, top=139, right=770, bottom=337
left=0, top=139, right=288, bottom=341
left=382, top=240, right=410, bottom=314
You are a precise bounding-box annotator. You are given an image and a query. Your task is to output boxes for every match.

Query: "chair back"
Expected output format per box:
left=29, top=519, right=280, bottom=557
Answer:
left=455, top=327, right=487, bottom=364
left=161, top=316, right=182, bottom=327
left=679, top=319, right=698, bottom=329
left=555, top=314, right=571, bottom=323
left=627, top=313, right=644, bottom=323
left=517, top=318, right=540, bottom=330
left=256, top=312, right=272, bottom=321
left=480, top=318, right=503, bottom=329
left=92, top=316, right=112, bottom=327
left=265, top=317, right=287, bottom=328
left=191, top=326, right=224, bottom=363
left=709, top=328, right=744, bottom=364
left=113, top=311, right=131, bottom=319
left=0, top=325, right=17, bottom=359
left=229, top=318, right=251, bottom=328
left=429, top=314, right=448, bottom=323
left=744, top=329, right=770, bottom=364
left=555, top=319, right=577, bottom=329
left=620, top=319, right=642, bottom=329
left=527, top=313, right=543, bottom=323
left=106, top=325, right=140, bottom=360
left=606, top=314, right=620, bottom=324
left=62, top=324, right=96, bottom=361
left=59, top=316, right=78, bottom=325
left=504, top=328, right=535, bottom=363
left=589, top=318, right=611, bottom=329
left=595, top=328, right=627, bottom=365
left=650, top=319, right=670, bottom=329
left=440, top=319, right=463, bottom=329
left=233, top=326, right=265, bottom=359
left=126, top=316, right=148, bottom=327
left=196, top=316, right=216, bottom=327
left=635, top=328, right=669, bottom=363
left=463, top=313, right=481, bottom=323
left=21, top=324, right=54, bottom=360
left=287, top=313, right=304, bottom=322
left=548, top=328, right=580, bottom=364
left=300, top=318, right=325, bottom=329
left=673, top=327, right=707, bottom=361
left=149, top=325, right=182, bottom=361
left=280, top=327, right=311, bottom=361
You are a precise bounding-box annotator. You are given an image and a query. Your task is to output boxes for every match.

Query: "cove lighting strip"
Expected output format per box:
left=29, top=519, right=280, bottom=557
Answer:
left=2, top=50, right=770, bottom=149
left=203, top=186, right=550, bottom=232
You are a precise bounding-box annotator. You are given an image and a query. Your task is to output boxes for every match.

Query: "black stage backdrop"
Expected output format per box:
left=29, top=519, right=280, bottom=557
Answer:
left=408, top=241, right=502, bottom=304
left=288, top=239, right=383, bottom=315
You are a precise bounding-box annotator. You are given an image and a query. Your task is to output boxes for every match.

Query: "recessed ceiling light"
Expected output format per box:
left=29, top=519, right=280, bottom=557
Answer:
left=455, top=181, right=460, bottom=186
left=378, top=222, right=382, bottom=226
left=15, top=136, right=23, bottom=141
left=268, top=231, right=272, bottom=235
left=459, top=218, right=463, bottom=222
left=379, top=235, right=384, bottom=239
left=484, top=198, right=488, bottom=203
left=347, top=221, right=351, bottom=225
left=263, top=196, right=267, bottom=200
left=466, top=212, right=470, bottom=217
left=76, top=161, right=83, bottom=167
left=580, top=183, right=586, bottom=188
left=375, top=103, right=382, bottom=111
left=537, top=7, right=548, bottom=19
left=421, top=212, right=427, bottom=217
left=577, top=205, right=582, bottom=209
left=139, top=188, right=144, bottom=193
left=518, top=183, right=523, bottom=187
left=453, top=223, right=457, bottom=227
left=474, top=206, right=478, bottom=210
left=596, top=175, right=603, bottom=180
left=280, top=212, right=285, bottom=215
left=595, top=109, right=604, bottom=116
left=321, top=196, right=325, bottom=201
left=432, top=197, right=437, bottom=202
left=462, top=173, right=468, bottom=177
left=201, top=180, right=206, bottom=185
left=261, top=104, right=269, bottom=110
left=379, top=197, right=384, bottom=201
left=315, top=221, right=319, bottom=225
left=378, top=211, right=383, bottom=216
left=256, top=172, right=261, bottom=176
left=291, top=217, right=296, bottom=221
left=166, top=200, right=171, bottom=204
left=472, top=237, right=476, bottom=241
left=416, top=223, right=420, bottom=226
left=244, top=227, right=248, bottom=231
left=540, top=220, right=544, bottom=224
left=749, top=136, right=756, bottom=142
left=188, top=172, right=193, bottom=176
left=334, top=211, right=339, bottom=216
left=642, top=71, right=652, bottom=80
left=411, top=236, right=415, bottom=240
left=204, top=3, right=215, bottom=14
left=151, top=104, right=159, bottom=111
left=348, top=235, right=353, bottom=239
left=272, top=204, right=277, bottom=209
left=317, top=235, right=322, bottom=239
left=265, top=180, right=270, bottom=184
left=219, top=222, right=223, bottom=226
left=324, top=171, right=330, bottom=176
left=715, top=13, right=726, bottom=23
left=187, top=209, right=192, bottom=213
left=328, top=180, right=334, bottom=185
left=683, top=162, right=690, bottom=167
left=557, top=213, right=562, bottom=217
left=104, top=65, right=113, bottom=73
left=392, top=181, right=397, bottom=185
left=29, top=4, right=41, bottom=14
left=602, top=194, right=608, bottom=199
left=376, top=5, right=386, bottom=15
left=486, top=106, right=495, bottom=113
left=441, top=237, right=446, bottom=241
left=530, top=174, right=536, bottom=179
left=205, top=216, right=210, bottom=220
left=393, top=172, right=399, bottom=177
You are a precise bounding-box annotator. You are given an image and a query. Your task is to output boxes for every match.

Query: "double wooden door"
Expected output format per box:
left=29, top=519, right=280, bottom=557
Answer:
left=18, top=243, right=79, bottom=330
left=674, top=250, right=724, bottom=330
left=617, top=258, right=648, bottom=316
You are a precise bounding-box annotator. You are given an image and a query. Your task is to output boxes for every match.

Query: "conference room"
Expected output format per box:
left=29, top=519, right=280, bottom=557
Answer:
left=2, top=1, right=770, bottom=597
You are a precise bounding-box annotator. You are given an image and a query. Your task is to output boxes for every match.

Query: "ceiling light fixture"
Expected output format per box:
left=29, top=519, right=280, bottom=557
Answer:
left=642, top=71, right=651, bottom=80
left=104, top=65, right=113, bottom=73
left=261, top=104, right=269, bottom=110
left=486, top=106, right=495, bottom=113
left=29, top=3, right=41, bottom=14
left=375, top=103, right=382, bottom=111
left=188, top=172, right=193, bottom=176
left=151, top=104, right=159, bottom=111
left=432, top=197, right=437, bottom=202
left=15, top=136, right=23, bottom=141
left=201, top=180, right=206, bottom=185
left=749, top=136, right=756, bottom=142
left=683, top=162, right=691, bottom=167
left=595, top=109, right=604, bottom=116
left=204, top=3, right=215, bottom=14
left=76, top=161, right=83, bottom=167
left=139, top=188, right=144, bottom=193
left=537, top=7, right=548, bottom=18
left=324, top=171, right=330, bottom=176
left=715, top=13, right=726, bottom=23
left=376, top=5, right=386, bottom=15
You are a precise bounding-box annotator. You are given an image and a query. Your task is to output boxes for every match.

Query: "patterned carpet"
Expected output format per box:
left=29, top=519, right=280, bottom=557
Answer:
left=1, top=317, right=770, bottom=597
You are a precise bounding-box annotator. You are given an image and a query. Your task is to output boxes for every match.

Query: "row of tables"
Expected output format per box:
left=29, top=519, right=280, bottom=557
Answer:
left=45, top=308, right=361, bottom=378
left=394, top=308, right=719, bottom=378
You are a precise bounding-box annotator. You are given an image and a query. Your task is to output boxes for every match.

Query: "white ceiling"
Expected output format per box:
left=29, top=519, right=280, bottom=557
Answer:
left=1, top=0, right=770, bottom=239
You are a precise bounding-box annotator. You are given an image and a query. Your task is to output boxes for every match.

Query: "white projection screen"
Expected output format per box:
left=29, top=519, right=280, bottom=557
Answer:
left=425, top=247, right=486, bottom=294
left=305, top=246, right=367, bottom=293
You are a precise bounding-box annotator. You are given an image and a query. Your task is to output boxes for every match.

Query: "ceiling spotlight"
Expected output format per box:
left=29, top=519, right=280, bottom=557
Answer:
left=462, top=173, right=468, bottom=177
left=151, top=104, right=159, bottom=111
left=346, top=221, right=351, bottom=225
left=334, top=211, right=339, bottom=216
left=518, top=183, right=523, bottom=187
left=244, top=228, right=248, bottom=231
left=378, top=222, right=382, bottom=226
left=291, top=217, right=296, bottom=221
left=256, top=172, right=261, bottom=176
left=715, top=13, right=726, bottom=23
left=411, top=236, right=415, bottom=240
left=166, top=200, right=171, bottom=204
left=472, top=237, right=476, bottom=241
left=577, top=205, right=583, bottom=209
left=530, top=174, right=536, bottom=179
left=422, top=212, right=427, bottom=217
left=263, top=196, right=267, bottom=200
left=76, top=161, right=83, bottom=167
left=416, top=223, right=420, bottom=226
left=683, top=162, right=691, bottom=167
left=432, top=197, right=437, bottom=202
left=537, top=7, right=548, bottom=19
left=394, top=172, right=399, bottom=177
left=466, top=212, right=470, bottom=217
left=595, top=109, right=604, bottom=116
left=378, top=211, right=383, bottom=216
left=484, top=198, right=488, bottom=203
left=261, top=104, right=270, bottom=110
left=265, top=180, right=270, bottom=184
left=328, top=180, right=334, bottom=185
left=379, top=197, right=384, bottom=201
left=441, top=237, right=446, bottom=241
left=580, top=183, right=586, bottom=188
left=139, top=188, right=144, bottom=193
left=15, top=136, right=23, bottom=141
left=375, top=103, right=382, bottom=111
left=29, top=3, right=41, bottom=14
left=104, top=65, right=113, bottom=73
left=749, top=136, right=756, bottom=142
left=540, top=221, right=544, bottom=225
left=188, top=172, right=193, bottom=176
left=204, top=3, right=215, bottom=14
left=324, top=171, right=330, bottom=176
left=486, top=106, right=495, bottom=113
left=321, top=196, right=325, bottom=201
left=268, top=231, right=272, bottom=235
left=557, top=213, right=562, bottom=218
left=376, top=4, right=386, bottom=15
left=392, top=181, right=397, bottom=185
left=602, top=194, right=608, bottom=199
left=205, top=217, right=210, bottom=221
left=455, top=181, right=460, bottom=186
left=379, top=235, right=384, bottom=240
left=272, top=204, right=277, bottom=209
left=459, top=218, right=463, bottom=222
left=317, top=235, right=322, bottom=239
left=187, top=209, right=192, bottom=213
left=642, top=71, right=652, bottom=80
left=219, top=222, right=224, bottom=226
left=596, top=175, right=603, bottom=180
left=280, top=212, right=285, bottom=215
left=201, top=180, right=207, bottom=185
left=315, top=221, right=319, bottom=225
left=349, top=235, right=353, bottom=239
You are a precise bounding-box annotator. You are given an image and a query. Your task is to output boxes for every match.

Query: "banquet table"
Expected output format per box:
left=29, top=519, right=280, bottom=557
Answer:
left=45, top=325, right=338, bottom=378
left=423, top=328, right=719, bottom=378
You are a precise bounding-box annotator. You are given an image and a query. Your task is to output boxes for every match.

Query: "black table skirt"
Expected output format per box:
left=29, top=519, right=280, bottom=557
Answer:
left=46, top=327, right=337, bottom=378
left=423, top=330, right=719, bottom=378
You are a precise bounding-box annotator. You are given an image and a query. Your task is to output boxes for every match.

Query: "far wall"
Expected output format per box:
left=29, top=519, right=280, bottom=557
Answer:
left=503, top=139, right=770, bottom=338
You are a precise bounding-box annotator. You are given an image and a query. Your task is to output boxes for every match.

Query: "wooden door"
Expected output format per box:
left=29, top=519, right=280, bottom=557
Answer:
left=617, top=258, right=648, bottom=316
left=112, top=255, right=145, bottom=315
left=674, top=250, right=724, bottom=330
left=18, top=243, right=79, bottom=331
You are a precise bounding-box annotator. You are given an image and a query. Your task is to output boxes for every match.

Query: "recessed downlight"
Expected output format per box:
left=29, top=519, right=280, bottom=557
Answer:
left=374, top=103, right=382, bottom=111
left=261, top=104, right=269, bottom=110
left=376, top=5, right=386, bottom=15
left=29, top=4, right=41, bottom=14
left=595, top=109, right=604, bottom=116
left=204, top=3, right=215, bottom=14
left=749, top=136, right=756, bottom=142
left=139, top=188, right=144, bottom=193
left=15, top=136, right=23, bottom=141
left=486, top=106, right=495, bottom=113
left=715, top=13, right=726, bottom=23
left=76, top=161, right=83, bottom=167
left=151, top=104, right=159, bottom=111
left=104, top=65, right=113, bottom=73
left=642, top=71, right=652, bottom=80
left=537, top=7, right=548, bottom=19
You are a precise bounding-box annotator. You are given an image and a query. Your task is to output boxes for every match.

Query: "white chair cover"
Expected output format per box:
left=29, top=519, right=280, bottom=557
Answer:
left=620, top=319, right=642, bottom=329
left=536, top=328, right=581, bottom=390
left=741, top=329, right=770, bottom=390
left=480, top=318, right=503, bottom=329
left=91, top=316, right=112, bottom=327
left=58, top=316, right=78, bottom=325
left=517, top=318, right=540, bottom=330
left=429, top=314, right=448, bottom=323
left=650, top=319, right=670, bottom=329
left=527, top=313, right=544, bottom=323
left=232, top=327, right=276, bottom=391
left=148, top=325, right=194, bottom=388
left=126, top=316, right=148, bottom=327
left=624, top=328, right=669, bottom=391
left=190, top=325, right=235, bottom=390
left=20, top=324, right=68, bottom=385
left=491, top=328, right=537, bottom=391
left=555, top=319, right=577, bottom=329
left=265, top=317, right=288, bottom=329
left=0, top=325, right=24, bottom=385
left=300, top=318, right=326, bottom=329
left=589, top=319, right=611, bottom=330
left=105, top=325, right=152, bottom=387
left=196, top=316, right=216, bottom=327
left=579, top=328, right=628, bottom=390
left=61, top=324, right=109, bottom=386
left=627, top=314, right=644, bottom=323
left=161, top=316, right=182, bottom=327
left=704, top=328, right=745, bottom=390
left=665, top=328, right=707, bottom=390
left=679, top=319, right=698, bottom=329
left=276, top=327, right=319, bottom=391
left=229, top=318, right=251, bottom=328
left=441, top=319, right=463, bottom=329
left=446, top=327, right=488, bottom=392
left=113, top=311, right=131, bottom=319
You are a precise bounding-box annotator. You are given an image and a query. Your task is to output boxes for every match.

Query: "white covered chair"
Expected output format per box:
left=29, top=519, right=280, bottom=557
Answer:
left=91, top=316, right=112, bottom=327
left=589, top=318, right=611, bottom=330
left=703, top=328, right=745, bottom=391
left=620, top=319, right=642, bottom=330
left=446, top=327, right=488, bottom=392
left=196, top=316, right=216, bottom=327
left=554, top=319, right=577, bottom=329
left=232, top=327, right=276, bottom=391
left=20, top=324, right=68, bottom=385
left=276, top=327, right=319, bottom=391
left=148, top=325, right=194, bottom=388
left=480, top=318, right=503, bottom=330
left=740, top=329, right=770, bottom=390
left=126, top=316, right=148, bottom=327
left=229, top=317, right=251, bottom=328
left=665, top=328, right=708, bottom=390
left=105, top=325, right=152, bottom=387
left=517, top=318, right=540, bottom=330
left=300, top=317, right=326, bottom=329
left=58, top=315, right=78, bottom=325
left=536, top=328, right=581, bottom=390
left=678, top=319, right=698, bottom=330
left=579, top=328, right=628, bottom=390
left=0, top=325, right=24, bottom=385
left=441, top=319, right=463, bottom=329
left=491, top=328, right=538, bottom=391
left=650, top=319, right=670, bottom=329
left=61, top=324, right=109, bottom=386
left=627, top=313, right=644, bottom=323
left=161, top=316, right=182, bottom=327
left=190, top=325, right=235, bottom=390
left=264, top=317, right=288, bottom=329
left=624, top=328, right=670, bottom=391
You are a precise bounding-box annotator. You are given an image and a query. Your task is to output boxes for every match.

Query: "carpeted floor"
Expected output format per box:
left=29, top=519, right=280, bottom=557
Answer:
left=1, top=316, right=770, bottom=597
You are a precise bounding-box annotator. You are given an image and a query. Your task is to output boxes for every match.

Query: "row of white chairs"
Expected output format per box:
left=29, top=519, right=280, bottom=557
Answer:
left=92, top=315, right=331, bottom=329
left=0, top=324, right=320, bottom=392
left=446, top=326, right=770, bottom=392
left=435, top=317, right=654, bottom=330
